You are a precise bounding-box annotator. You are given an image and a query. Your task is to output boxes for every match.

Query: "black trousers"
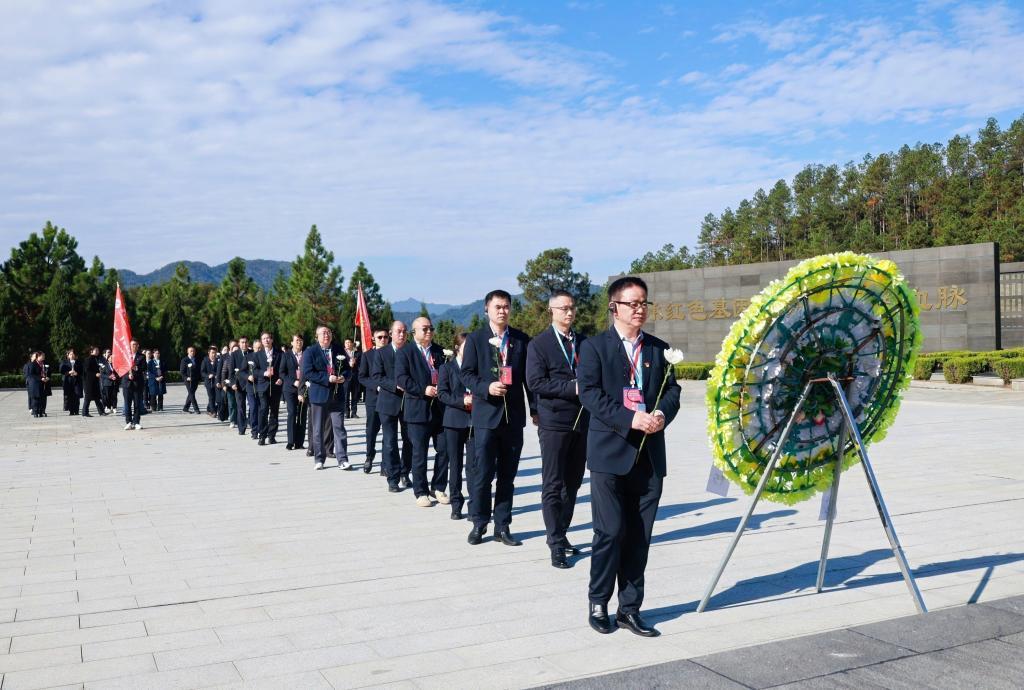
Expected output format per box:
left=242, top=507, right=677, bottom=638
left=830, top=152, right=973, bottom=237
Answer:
left=407, top=421, right=449, bottom=498
left=247, top=389, right=259, bottom=435
left=257, top=386, right=281, bottom=440
left=469, top=423, right=524, bottom=530
left=445, top=426, right=474, bottom=513
left=234, top=387, right=248, bottom=434
left=124, top=386, right=144, bottom=425
left=363, top=401, right=380, bottom=461
left=379, top=412, right=412, bottom=486
left=101, top=385, right=117, bottom=412
left=283, top=392, right=308, bottom=447
left=345, top=380, right=360, bottom=416
left=183, top=384, right=200, bottom=412
left=588, top=455, right=663, bottom=615
left=32, top=394, right=48, bottom=416
left=539, top=427, right=588, bottom=549
left=82, top=383, right=104, bottom=415
left=205, top=382, right=217, bottom=413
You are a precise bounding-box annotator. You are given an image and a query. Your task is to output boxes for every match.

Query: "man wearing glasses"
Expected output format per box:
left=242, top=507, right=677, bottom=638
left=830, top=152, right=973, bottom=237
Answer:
left=526, top=290, right=588, bottom=569
left=301, top=325, right=351, bottom=470
left=396, top=317, right=449, bottom=507
left=372, top=321, right=413, bottom=491
left=358, top=329, right=389, bottom=473
left=578, top=276, right=681, bottom=638
left=460, top=289, right=537, bottom=546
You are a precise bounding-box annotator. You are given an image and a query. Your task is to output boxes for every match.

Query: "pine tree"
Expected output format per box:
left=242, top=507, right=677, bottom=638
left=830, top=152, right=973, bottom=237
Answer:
left=278, top=225, right=346, bottom=341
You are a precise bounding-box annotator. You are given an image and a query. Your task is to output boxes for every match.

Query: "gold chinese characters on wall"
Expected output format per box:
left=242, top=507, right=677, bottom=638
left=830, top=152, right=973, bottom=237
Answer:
left=649, top=287, right=968, bottom=322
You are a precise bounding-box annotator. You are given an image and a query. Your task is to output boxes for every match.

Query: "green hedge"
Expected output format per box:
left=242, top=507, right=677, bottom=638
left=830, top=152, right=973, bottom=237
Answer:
left=673, top=362, right=714, bottom=380
left=0, top=370, right=183, bottom=388
left=992, top=358, right=1024, bottom=384
left=912, top=357, right=939, bottom=381
left=943, top=356, right=989, bottom=384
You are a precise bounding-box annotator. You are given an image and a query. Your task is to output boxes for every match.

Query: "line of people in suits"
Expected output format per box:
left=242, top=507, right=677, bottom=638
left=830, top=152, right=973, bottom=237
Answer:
left=20, top=277, right=679, bottom=638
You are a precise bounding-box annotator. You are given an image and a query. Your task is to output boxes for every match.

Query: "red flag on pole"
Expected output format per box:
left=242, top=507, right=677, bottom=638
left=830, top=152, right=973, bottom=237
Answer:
left=354, top=282, right=374, bottom=350
left=111, top=283, right=133, bottom=376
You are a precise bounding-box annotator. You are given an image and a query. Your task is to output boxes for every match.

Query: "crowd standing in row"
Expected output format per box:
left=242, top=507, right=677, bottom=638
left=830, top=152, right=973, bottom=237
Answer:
left=21, top=278, right=681, bottom=637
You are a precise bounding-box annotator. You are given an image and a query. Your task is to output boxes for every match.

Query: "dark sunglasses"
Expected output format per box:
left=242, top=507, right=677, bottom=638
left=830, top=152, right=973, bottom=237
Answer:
left=421, top=326, right=435, bottom=332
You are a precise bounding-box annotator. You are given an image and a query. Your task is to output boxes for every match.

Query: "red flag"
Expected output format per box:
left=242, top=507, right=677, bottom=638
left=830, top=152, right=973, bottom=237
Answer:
left=354, top=283, right=374, bottom=350
left=111, top=283, right=133, bottom=376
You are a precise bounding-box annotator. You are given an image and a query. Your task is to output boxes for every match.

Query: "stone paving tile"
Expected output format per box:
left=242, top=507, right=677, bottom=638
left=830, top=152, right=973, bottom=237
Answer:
left=206, top=669, right=334, bottom=690
left=10, top=621, right=147, bottom=654
left=83, top=661, right=242, bottom=690
left=0, top=653, right=156, bottom=690
left=0, top=383, right=1022, bottom=688
left=852, top=603, right=1024, bottom=653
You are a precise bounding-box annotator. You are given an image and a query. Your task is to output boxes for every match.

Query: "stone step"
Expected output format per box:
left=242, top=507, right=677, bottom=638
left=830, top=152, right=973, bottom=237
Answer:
left=972, top=374, right=1006, bottom=387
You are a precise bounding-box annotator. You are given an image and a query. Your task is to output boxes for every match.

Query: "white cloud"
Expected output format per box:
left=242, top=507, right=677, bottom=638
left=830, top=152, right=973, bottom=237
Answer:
left=0, top=1, right=1021, bottom=301
left=713, top=15, right=825, bottom=51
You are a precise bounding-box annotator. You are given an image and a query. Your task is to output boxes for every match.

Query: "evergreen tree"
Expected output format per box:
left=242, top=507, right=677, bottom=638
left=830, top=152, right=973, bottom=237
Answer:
left=515, top=248, right=597, bottom=336
left=278, top=225, right=346, bottom=341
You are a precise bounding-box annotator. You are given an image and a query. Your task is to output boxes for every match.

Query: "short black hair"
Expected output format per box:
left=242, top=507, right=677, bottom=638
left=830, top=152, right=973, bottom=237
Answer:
left=608, top=276, right=648, bottom=301
left=548, top=290, right=574, bottom=302
left=484, top=289, right=512, bottom=306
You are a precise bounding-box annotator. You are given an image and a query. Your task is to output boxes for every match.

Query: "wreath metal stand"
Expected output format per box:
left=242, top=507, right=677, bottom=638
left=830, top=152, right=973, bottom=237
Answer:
left=696, top=373, right=927, bottom=614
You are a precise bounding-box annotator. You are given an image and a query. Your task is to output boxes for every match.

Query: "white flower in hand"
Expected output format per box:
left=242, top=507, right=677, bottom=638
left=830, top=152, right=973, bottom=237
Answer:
left=443, top=348, right=454, bottom=357
left=488, top=337, right=502, bottom=349
left=336, top=355, right=345, bottom=361
left=247, top=360, right=254, bottom=367
left=354, top=341, right=361, bottom=347
left=234, top=368, right=239, bottom=372
left=665, top=348, right=685, bottom=365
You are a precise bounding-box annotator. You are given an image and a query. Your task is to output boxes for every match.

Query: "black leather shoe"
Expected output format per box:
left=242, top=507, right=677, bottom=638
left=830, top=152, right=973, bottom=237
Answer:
left=551, top=550, right=571, bottom=569
left=467, top=525, right=486, bottom=545
left=616, top=612, right=659, bottom=637
left=286, top=444, right=293, bottom=450
left=560, top=540, right=581, bottom=556
left=450, top=511, right=465, bottom=520
left=589, top=604, right=612, bottom=634
left=388, top=485, right=401, bottom=493
left=268, top=437, right=277, bottom=445
left=82, top=413, right=92, bottom=417
left=494, top=529, right=522, bottom=546
left=305, top=448, right=313, bottom=457
left=362, top=460, right=373, bottom=474
left=398, top=476, right=409, bottom=490
left=258, top=438, right=266, bottom=446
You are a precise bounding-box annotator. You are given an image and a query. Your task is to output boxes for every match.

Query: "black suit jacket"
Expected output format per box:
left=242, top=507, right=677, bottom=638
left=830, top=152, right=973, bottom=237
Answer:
left=180, top=356, right=201, bottom=389
left=358, top=348, right=378, bottom=406
left=300, top=343, right=349, bottom=406
left=124, top=353, right=147, bottom=391
left=83, top=356, right=101, bottom=389
left=231, top=349, right=255, bottom=392
left=526, top=326, right=588, bottom=431
left=60, top=360, right=83, bottom=396
left=99, top=357, right=118, bottom=389
left=278, top=350, right=302, bottom=397
left=578, top=327, right=681, bottom=477
left=371, top=345, right=404, bottom=417
left=26, top=362, right=42, bottom=398
left=395, top=342, right=444, bottom=424
left=460, top=326, right=535, bottom=430
left=253, top=349, right=281, bottom=394
left=437, top=359, right=471, bottom=429
left=200, top=356, right=219, bottom=386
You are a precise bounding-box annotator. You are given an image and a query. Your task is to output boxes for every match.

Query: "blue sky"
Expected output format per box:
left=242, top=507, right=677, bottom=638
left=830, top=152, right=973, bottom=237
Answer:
left=1, top=1, right=1022, bottom=303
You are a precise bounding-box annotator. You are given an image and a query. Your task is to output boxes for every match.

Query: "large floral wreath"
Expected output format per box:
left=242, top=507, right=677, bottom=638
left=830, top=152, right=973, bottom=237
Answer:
left=706, top=252, right=922, bottom=505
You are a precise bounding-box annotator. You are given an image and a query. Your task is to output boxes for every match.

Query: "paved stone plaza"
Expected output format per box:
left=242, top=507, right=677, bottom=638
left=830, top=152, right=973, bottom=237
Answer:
left=1, top=381, right=1022, bottom=689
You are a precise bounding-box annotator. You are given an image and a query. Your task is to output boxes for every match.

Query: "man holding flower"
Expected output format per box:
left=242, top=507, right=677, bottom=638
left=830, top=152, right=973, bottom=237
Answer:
left=460, top=289, right=537, bottom=547
left=578, top=276, right=681, bottom=638
left=301, top=325, right=351, bottom=470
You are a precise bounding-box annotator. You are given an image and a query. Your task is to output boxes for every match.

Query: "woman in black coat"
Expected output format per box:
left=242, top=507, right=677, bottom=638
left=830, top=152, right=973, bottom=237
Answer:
left=437, top=333, right=475, bottom=520
left=60, top=350, right=83, bottom=415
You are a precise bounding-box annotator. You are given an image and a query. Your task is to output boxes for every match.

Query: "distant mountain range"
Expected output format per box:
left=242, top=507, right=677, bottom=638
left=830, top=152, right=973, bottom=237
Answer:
left=117, top=259, right=291, bottom=291
left=118, top=260, right=596, bottom=328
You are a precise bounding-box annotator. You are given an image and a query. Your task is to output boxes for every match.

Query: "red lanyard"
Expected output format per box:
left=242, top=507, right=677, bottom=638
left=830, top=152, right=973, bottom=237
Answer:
left=625, top=335, right=643, bottom=387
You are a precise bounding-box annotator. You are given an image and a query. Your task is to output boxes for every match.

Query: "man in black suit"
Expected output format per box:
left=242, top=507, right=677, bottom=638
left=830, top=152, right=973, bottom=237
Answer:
left=372, top=321, right=412, bottom=491
left=578, top=276, right=681, bottom=638
left=396, top=317, right=450, bottom=507
left=201, top=346, right=219, bottom=415
left=180, top=346, right=202, bottom=414
left=358, top=329, right=387, bottom=473
left=301, top=325, right=351, bottom=470
left=81, top=346, right=107, bottom=417
left=527, top=290, right=588, bottom=569
left=60, top=350, right=83, bottom=415
left=460, top=289, right=537, bottom=546
left=279, top=334, right=307, bottom=451
left=23, top=353, right=35, bottom=413
left=99, top=348, right=119, bottom=413
left=221, top=342, right=237, bottom=425
left=254, top=332, right=283, bottom=445
left=231, top=336, right=252, bottom=436
left=343, top=338, right=360, bottom=418
left=123, top=339, right=147, bottom=429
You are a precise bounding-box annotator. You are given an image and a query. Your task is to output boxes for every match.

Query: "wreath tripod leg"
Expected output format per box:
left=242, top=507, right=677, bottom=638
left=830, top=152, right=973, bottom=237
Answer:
left=816, top=379, right=852, bottom=593
left=828, top=377, right=927, bottom=613
left=697, top=381, right=816, bottom=613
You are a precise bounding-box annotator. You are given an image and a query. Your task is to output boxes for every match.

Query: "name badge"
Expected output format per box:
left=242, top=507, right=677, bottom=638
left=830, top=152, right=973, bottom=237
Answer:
left=499, top=366, right=513, bottom=385
left=623, top=387, right=645, bottom=412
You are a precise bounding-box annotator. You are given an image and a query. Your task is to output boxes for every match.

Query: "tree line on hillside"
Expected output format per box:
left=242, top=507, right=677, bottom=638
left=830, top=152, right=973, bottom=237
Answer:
left=0, top=222, right=601, bottom=373
left=631, top=116, right=1024, bottom=272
